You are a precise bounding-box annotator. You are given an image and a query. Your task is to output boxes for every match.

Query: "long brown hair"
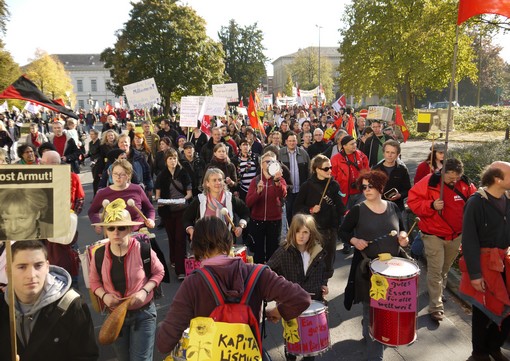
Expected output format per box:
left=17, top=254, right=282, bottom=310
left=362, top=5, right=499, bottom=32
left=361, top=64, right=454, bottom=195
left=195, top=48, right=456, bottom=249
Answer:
left=284, top=214, right=322, bottom=252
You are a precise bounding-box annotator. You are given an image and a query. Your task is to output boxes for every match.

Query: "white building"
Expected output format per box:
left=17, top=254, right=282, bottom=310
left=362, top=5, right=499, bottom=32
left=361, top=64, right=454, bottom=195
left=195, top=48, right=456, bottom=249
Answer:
left=54, top=54, right=120, bottom=111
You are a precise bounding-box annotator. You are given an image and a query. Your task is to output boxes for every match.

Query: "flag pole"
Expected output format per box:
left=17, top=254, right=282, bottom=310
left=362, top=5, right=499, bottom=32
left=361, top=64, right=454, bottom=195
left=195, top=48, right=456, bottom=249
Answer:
left=6, top=240, right=18, bottom=361
left=440, top=24, right=460, bottom=202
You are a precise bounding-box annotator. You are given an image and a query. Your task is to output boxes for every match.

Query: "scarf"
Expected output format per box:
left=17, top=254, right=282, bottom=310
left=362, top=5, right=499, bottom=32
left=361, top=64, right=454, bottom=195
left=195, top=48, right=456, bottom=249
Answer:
left=31, top=133, right=41, bottom=148
left=206, top=191, right=226, bottom=221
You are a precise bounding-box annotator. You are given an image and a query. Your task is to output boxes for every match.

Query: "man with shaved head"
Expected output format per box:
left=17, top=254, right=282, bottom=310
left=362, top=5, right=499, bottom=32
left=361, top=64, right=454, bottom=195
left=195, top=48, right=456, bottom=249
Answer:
left=460, top=161, right=510, bottom=361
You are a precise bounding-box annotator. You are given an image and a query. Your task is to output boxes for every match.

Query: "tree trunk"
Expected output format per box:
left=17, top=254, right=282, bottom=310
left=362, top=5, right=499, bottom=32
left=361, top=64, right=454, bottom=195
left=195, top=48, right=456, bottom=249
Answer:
left=163, top=92, right=171, bottom=117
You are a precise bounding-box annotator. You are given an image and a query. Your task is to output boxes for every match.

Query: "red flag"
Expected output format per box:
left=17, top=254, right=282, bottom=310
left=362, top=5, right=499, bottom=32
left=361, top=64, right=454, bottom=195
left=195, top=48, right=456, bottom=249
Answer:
left=53, top=98, right=65, bottom=107
left=333, top=115, right=343, bottom=129
left=458, top=0, right=510, bottom=24
left=346, top=114, right=357, bottom=139
left=0, top=75, right=78, bottom=119
left=248, top=93, right=266, bottom=137
left=239, top=98, right=244, bottom=107
left=201, top=115, right=211, bottom=136
left=331, top=94, right=346, bottom=112
left=395, top=105, right=410, bottom=142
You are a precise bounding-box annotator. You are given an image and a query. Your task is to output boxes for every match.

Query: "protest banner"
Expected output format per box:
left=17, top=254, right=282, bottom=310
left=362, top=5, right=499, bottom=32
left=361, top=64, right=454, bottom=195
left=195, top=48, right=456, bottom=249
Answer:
left=123, top=78, right=161, bottom=110
left=180, top=96, right=201, bottom=128
left=212, top=83, right=239, bottom=103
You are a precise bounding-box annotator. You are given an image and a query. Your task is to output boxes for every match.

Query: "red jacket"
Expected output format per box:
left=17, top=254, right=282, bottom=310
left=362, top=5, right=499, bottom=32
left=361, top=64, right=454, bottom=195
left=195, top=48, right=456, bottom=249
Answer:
left=331, top=150, right=369, bottom=205
left=246, top=174, right=287, bottom=221
left=407, top=172, right=476, bottom=239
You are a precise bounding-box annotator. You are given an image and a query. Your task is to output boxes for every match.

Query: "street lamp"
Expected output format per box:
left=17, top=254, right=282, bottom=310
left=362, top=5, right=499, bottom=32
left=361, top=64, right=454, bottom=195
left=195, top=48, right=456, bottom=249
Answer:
left=316, top=24, right=322, bottom=100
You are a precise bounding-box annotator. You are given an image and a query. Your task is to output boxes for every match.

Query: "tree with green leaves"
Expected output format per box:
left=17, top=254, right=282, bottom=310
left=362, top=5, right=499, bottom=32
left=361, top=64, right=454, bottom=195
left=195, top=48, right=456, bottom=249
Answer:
left=286, top=47, right=334, bottom=102
left=218, top=20, right=268, bottom=102
left=24, top=49, right=74, bottom=104
left=0, top=0, right=8, bottom=37
left=338, top=0, right=478, bottom=111
left=101, top=0, right=225, bottom=116
left=0, top=49, right=21, bottom=92
left=284, top=74, right=294, bottom=97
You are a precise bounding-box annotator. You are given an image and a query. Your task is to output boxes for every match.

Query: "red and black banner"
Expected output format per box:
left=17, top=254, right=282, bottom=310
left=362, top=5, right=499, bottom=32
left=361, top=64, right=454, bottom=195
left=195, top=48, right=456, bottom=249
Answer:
left=0, top=75, right=78, bottom=119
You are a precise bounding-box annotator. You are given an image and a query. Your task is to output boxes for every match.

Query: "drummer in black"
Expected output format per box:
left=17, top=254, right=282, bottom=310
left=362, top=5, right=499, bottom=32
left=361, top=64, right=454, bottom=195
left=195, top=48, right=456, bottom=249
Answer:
left=340, top=170, right=409, bottom=361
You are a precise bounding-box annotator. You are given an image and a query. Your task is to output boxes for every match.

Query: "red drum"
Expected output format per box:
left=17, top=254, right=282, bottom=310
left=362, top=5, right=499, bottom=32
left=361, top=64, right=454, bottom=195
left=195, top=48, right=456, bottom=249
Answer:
left=286, top=300, right=330, bottom=356
left=369, top=257, right=420, bottom=346
left=234, top=245, right=247, bottom=262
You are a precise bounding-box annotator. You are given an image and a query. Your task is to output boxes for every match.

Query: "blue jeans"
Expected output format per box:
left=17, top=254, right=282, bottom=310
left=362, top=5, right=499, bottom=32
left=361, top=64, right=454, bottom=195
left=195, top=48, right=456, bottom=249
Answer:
left=112, top=302, right=157, bottom=361
left=363, top=302, right=384, bottom=361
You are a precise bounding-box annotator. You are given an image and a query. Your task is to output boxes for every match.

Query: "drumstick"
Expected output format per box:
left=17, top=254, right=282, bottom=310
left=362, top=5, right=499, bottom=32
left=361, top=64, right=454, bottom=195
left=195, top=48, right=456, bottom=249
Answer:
left=318, top=177, right=332, bottom=208
left=367, top=230, right=398, bottom=243
left=101, top=199, right=110, bottom=222
left=220, top=208, right=237, bottom=230
left=407, top=217, right=421, bottom=235
left=98, top=297, right=132, bottom=345
left=127, top=198, right=149, bottom=222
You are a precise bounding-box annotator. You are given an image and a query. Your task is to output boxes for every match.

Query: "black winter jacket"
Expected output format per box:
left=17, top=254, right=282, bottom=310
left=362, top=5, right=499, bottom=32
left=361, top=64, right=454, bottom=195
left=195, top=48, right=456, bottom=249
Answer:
left=267, top=243, right=328, bottom=301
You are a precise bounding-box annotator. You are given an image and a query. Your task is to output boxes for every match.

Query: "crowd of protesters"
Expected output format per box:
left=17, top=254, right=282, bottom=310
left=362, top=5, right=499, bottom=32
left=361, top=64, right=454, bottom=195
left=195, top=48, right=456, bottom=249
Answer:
left=2, top=101, right=509, bottom=361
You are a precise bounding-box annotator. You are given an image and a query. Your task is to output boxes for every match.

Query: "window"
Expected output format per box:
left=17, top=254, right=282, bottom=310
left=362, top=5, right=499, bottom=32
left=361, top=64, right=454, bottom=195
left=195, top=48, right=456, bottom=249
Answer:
left=77, top=79, right=83, bottom=92
left=79, top=100, right=85, bottom=109
left=91, top=79, right=97, bottom=92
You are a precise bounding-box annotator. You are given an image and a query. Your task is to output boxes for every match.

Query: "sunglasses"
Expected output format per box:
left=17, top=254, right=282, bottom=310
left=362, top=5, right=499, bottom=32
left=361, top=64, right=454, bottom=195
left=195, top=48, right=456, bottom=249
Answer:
left=361, top=184, right=375, bottom=191
left=318, top=166, right=332, bottom=172
left=106, top=226, right=128, bottom=232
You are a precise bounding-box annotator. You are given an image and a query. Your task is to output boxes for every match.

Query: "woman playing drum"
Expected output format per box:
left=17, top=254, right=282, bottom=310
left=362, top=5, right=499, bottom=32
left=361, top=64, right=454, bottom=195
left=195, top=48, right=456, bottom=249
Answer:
left=340, top=170, right=409, bottom=361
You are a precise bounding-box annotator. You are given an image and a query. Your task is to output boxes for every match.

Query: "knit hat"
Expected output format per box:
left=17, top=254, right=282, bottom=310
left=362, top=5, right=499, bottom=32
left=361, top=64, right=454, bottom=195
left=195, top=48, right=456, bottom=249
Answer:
left=106, top=148, right=126, bottom=164
left=341, top=135, right=355, bottom=147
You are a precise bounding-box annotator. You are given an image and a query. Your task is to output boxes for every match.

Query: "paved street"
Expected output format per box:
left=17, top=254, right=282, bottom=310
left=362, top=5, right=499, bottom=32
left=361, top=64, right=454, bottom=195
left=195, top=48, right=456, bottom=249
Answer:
left=72, top=139, right=507, bottom=361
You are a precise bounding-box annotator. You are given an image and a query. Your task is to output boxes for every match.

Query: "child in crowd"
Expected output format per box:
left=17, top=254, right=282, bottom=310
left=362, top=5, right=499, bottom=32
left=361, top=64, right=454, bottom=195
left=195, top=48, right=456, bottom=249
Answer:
left=267, top=213, right=329, bottom=361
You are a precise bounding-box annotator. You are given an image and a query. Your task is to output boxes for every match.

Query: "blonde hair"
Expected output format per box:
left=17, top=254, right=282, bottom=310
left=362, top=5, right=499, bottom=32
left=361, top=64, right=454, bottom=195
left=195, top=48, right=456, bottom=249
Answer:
left=101, top=129, right=118, bottom=145
left=284, top=214, right=322, bottom=252
left=202, top=168, right=227, bottom=195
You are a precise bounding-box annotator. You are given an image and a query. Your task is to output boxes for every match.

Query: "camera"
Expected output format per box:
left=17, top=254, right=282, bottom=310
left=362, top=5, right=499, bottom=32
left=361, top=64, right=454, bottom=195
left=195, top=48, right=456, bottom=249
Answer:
left=384, top=188, right=399, bottom=199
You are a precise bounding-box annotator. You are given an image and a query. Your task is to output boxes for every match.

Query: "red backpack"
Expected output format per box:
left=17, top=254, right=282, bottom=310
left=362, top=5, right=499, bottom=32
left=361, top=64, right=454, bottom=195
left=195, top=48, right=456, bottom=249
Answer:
left=195, top=264, right=268, bottom=355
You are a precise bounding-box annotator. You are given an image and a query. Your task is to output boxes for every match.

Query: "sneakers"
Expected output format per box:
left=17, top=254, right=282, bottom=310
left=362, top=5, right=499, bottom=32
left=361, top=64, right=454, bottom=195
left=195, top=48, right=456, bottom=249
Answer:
left=177, top=274, right=186, bottom=281
left=430, top=311, right=444, bottom=322
left=342, top=244, right=352, bottom=254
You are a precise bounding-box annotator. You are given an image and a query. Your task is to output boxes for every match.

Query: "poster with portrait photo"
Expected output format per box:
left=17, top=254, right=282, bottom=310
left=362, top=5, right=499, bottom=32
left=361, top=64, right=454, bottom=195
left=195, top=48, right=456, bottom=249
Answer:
left=0, top=165, right=70, bottom=241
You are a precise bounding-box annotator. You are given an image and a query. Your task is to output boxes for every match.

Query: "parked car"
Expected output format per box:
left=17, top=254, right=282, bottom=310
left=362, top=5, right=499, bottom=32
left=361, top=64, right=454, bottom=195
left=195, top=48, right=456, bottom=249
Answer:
left=430, top=101, right=460, bottom=109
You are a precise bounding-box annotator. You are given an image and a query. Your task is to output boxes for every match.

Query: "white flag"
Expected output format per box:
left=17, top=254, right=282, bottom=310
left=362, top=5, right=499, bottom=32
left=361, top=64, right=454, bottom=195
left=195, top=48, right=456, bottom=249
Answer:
left=12, top=105, right=20, bottom=113
left=0, top=101, right=7, bottom=113
left=24, top=102, right=40, bottom=114
left=94, top=101, right=99, bottom=110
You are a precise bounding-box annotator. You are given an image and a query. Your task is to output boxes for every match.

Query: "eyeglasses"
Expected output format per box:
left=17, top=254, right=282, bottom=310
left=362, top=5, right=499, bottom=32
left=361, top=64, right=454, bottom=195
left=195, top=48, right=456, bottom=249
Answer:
left=106, top=226, right=128, bottom=232
left=361, top=184, right=375, bottom=191
left=318, top=166, right=332, bottom=172
left=112, top=172, right=128, bottom=178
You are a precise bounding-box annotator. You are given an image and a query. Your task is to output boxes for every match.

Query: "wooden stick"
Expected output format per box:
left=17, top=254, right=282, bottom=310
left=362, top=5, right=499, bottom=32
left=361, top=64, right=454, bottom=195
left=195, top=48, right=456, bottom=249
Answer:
left=318, top=177, right=332, bottom=208
left=6, top=240, right=17, bottom=361
left=127, top=199, right=149, bottom=222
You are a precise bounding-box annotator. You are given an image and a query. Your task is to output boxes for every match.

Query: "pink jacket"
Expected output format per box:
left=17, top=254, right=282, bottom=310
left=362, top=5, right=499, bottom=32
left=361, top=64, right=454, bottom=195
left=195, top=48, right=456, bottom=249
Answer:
left=89, top=237, right=164, bottom=310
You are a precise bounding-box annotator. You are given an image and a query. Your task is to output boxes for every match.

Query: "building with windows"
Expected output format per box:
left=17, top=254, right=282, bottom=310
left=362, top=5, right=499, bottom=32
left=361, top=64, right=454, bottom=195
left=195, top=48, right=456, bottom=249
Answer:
left=272, top=46, right=341, bottom=99
left=54, top=54, right=120, bottom=111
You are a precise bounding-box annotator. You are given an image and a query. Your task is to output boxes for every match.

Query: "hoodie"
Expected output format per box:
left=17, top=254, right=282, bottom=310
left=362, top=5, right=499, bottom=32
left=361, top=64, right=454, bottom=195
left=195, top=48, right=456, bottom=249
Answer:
left=6, top=265, right=71, bottom=346
left=156, top=257, right=311, bottom=354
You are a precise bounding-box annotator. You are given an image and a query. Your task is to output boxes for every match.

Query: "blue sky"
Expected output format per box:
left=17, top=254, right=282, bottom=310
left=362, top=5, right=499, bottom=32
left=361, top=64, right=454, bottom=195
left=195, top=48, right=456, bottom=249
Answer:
left=4, top=0, right=509, bottom=75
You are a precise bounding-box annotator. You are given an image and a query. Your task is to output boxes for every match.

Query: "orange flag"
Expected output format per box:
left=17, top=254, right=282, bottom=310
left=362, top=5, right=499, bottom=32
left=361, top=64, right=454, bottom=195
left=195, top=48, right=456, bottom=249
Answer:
left=395, top=105, right=410, bottom=142
left=457, top=0, right=510, bottom=25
